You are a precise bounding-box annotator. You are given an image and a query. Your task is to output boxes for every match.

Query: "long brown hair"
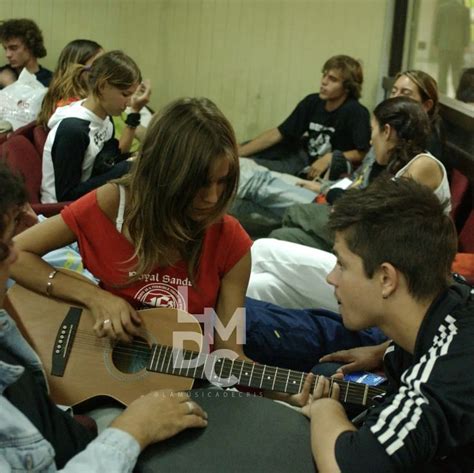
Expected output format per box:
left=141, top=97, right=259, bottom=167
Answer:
left=37, top=39, right=103, bottom=127
left=116, top=97, right=239, bottom=282
left=55, top=39, right=102, bottom=77
left=373, top=97, right=430, bottom=175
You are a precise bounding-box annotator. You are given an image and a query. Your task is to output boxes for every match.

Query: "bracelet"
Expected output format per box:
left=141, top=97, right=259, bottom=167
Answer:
left=125, top=112, right=141, bottom=128
left=46, top=269, right=58, bottom=297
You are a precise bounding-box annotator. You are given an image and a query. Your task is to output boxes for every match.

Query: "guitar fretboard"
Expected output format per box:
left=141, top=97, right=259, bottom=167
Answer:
left=148, top=344, right=385, bottom=406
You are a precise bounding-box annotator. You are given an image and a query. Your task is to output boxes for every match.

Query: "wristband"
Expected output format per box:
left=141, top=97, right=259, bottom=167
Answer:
left=125, top=112, right=141, bottom=128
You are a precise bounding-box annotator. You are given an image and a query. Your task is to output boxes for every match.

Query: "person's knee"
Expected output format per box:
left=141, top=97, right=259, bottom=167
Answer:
left=269, top=227, right=303, bottom=244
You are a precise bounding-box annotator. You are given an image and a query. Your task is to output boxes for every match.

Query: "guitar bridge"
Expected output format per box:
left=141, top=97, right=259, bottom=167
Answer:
left=51, top=307, right=82, bottom=377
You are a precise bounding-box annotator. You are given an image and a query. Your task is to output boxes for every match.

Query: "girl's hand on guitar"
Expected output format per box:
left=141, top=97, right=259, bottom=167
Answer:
left=88, top=289, right=142, bottom=342
left=301, top=376, right=341, bottom=419
left=111, top=389, right=208, bottom=450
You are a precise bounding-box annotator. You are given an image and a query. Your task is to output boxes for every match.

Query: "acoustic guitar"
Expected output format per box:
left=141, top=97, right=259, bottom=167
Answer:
left=6, top=281, right=386, bottom=408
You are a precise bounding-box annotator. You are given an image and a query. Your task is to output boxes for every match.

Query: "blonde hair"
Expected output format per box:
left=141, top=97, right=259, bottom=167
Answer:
left=37, top=64, right=90, bottom=127
left=37, top=39, right=103, bottom=128
left=116, top=97, right=239, bottom=283
left=394, top=70, right=444, bottom=150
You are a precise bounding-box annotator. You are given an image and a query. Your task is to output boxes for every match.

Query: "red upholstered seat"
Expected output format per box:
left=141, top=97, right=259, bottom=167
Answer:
left=458, top=210, right=474, bottom=254
left=450, top=168, right=470, bottom=232
left=0, top=135, right=69, bottom=216
left=8, top=121, right=36, bottom=143
left=33, top=125, right=48, bottom=155
left=452, top=253, right=474, bottom=285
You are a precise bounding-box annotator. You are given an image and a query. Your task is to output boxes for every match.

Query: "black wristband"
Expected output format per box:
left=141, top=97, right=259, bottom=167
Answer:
left=125, top=112, right=141, bottom=128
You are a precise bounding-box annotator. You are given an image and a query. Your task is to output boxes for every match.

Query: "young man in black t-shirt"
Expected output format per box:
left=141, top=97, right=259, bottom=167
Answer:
left=238, top=55, right=370, bottom=178
left=0, top=18, right=52, bottom=86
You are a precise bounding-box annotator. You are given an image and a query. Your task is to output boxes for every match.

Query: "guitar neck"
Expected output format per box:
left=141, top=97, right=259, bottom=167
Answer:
left=148, top=344, right=385, bottom=407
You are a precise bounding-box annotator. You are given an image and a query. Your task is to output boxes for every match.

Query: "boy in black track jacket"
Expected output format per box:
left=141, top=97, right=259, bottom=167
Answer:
left=300, top=177, right=474, bottom=472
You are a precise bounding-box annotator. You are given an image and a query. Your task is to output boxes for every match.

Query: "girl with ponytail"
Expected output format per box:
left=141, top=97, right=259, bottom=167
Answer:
left=371, top=96, right=450, bottom=211
left=37, top=39, right=103, bottom=127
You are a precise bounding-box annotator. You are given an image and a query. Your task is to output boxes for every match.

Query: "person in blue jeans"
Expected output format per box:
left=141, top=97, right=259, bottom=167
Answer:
left=0, top=164, right=208, bottom=472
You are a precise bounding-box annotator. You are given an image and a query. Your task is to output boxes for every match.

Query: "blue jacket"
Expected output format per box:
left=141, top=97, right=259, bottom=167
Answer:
left=0, top=309, right=140, bottom=472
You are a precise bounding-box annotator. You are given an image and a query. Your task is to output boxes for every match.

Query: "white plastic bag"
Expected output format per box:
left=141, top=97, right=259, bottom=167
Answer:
left=0, top=68, right=47, bottom=130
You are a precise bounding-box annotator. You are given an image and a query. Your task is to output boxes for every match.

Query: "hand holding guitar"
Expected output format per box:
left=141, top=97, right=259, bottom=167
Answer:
left=88, top=287, right=142, bottom=343
left=301, top=375, right=341, bottom=419
left=111, top=389, right=207, bottom=450
left=269, top=372, right=316, bottom=407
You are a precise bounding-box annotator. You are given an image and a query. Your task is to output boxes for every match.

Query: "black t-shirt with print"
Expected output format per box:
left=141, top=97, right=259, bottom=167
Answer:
left=35, top=65, right=53, bottom=87
left=278, top=94, right=371, bottom=158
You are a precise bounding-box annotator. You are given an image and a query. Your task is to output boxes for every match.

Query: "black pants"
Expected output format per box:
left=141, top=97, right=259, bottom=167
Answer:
left=251, top=140, right=310, bottom=175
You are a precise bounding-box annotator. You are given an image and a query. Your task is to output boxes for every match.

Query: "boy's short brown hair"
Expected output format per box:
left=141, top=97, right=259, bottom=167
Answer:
left=323, top=55, right=364, bottom=100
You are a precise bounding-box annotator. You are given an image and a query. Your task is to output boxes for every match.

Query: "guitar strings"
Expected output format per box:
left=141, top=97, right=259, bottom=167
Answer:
left=69, top=330, right=386, bottom=400
left=66, top=329, right=385, bottom=401
left=71, top=329, right=385, bottom=401
left=148, top=344, right=385, bottom=397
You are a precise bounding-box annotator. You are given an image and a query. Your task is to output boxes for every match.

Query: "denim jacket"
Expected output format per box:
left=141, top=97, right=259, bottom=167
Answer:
left=0, top=309, right=140, bottom=472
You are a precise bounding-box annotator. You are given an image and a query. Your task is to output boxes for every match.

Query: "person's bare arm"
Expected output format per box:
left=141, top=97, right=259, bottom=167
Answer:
left=307, top=149, right=367, bottom=180
left=238, top=128, right=283, bottom=157
left=134, top=124, right=147, bottom=142
left=214, top=251, right=252, bottom=361
left=400, top=154, right=443, bottom=191
left=342, top=149, right=366, bottom=164
left=11, top=214, right=141, bottom=342
left=296, top=180, right=322, bottom=193
left=319, top=340, right=391, bottom=374
left=118, top=80, right=151, bottom=154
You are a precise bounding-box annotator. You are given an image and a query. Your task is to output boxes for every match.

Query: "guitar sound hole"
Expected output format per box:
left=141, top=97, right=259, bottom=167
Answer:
left=112, top=336, right=151, bottom=374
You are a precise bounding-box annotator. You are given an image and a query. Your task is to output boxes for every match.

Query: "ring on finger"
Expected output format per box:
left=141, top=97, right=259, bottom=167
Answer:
left=185, top=401, right=194, bottom=414
left=103, top=319, right=111, bottom=326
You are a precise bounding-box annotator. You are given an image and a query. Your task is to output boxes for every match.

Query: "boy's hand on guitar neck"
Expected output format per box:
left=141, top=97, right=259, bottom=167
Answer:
left=270, top=372, right=342, bottom=409
left=111, top=389, right=208, bottom=451
left=301, top=375, right=341, bottom=419
left=87, top=288, right=142, bottom=343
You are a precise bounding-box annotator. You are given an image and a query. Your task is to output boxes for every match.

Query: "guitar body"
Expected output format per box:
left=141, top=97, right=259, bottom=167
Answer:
left=6, top=282, right=203, bottom=407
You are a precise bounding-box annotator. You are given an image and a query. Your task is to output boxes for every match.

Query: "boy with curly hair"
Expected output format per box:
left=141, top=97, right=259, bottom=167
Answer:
left=0, top=18, right=52, bottom=86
